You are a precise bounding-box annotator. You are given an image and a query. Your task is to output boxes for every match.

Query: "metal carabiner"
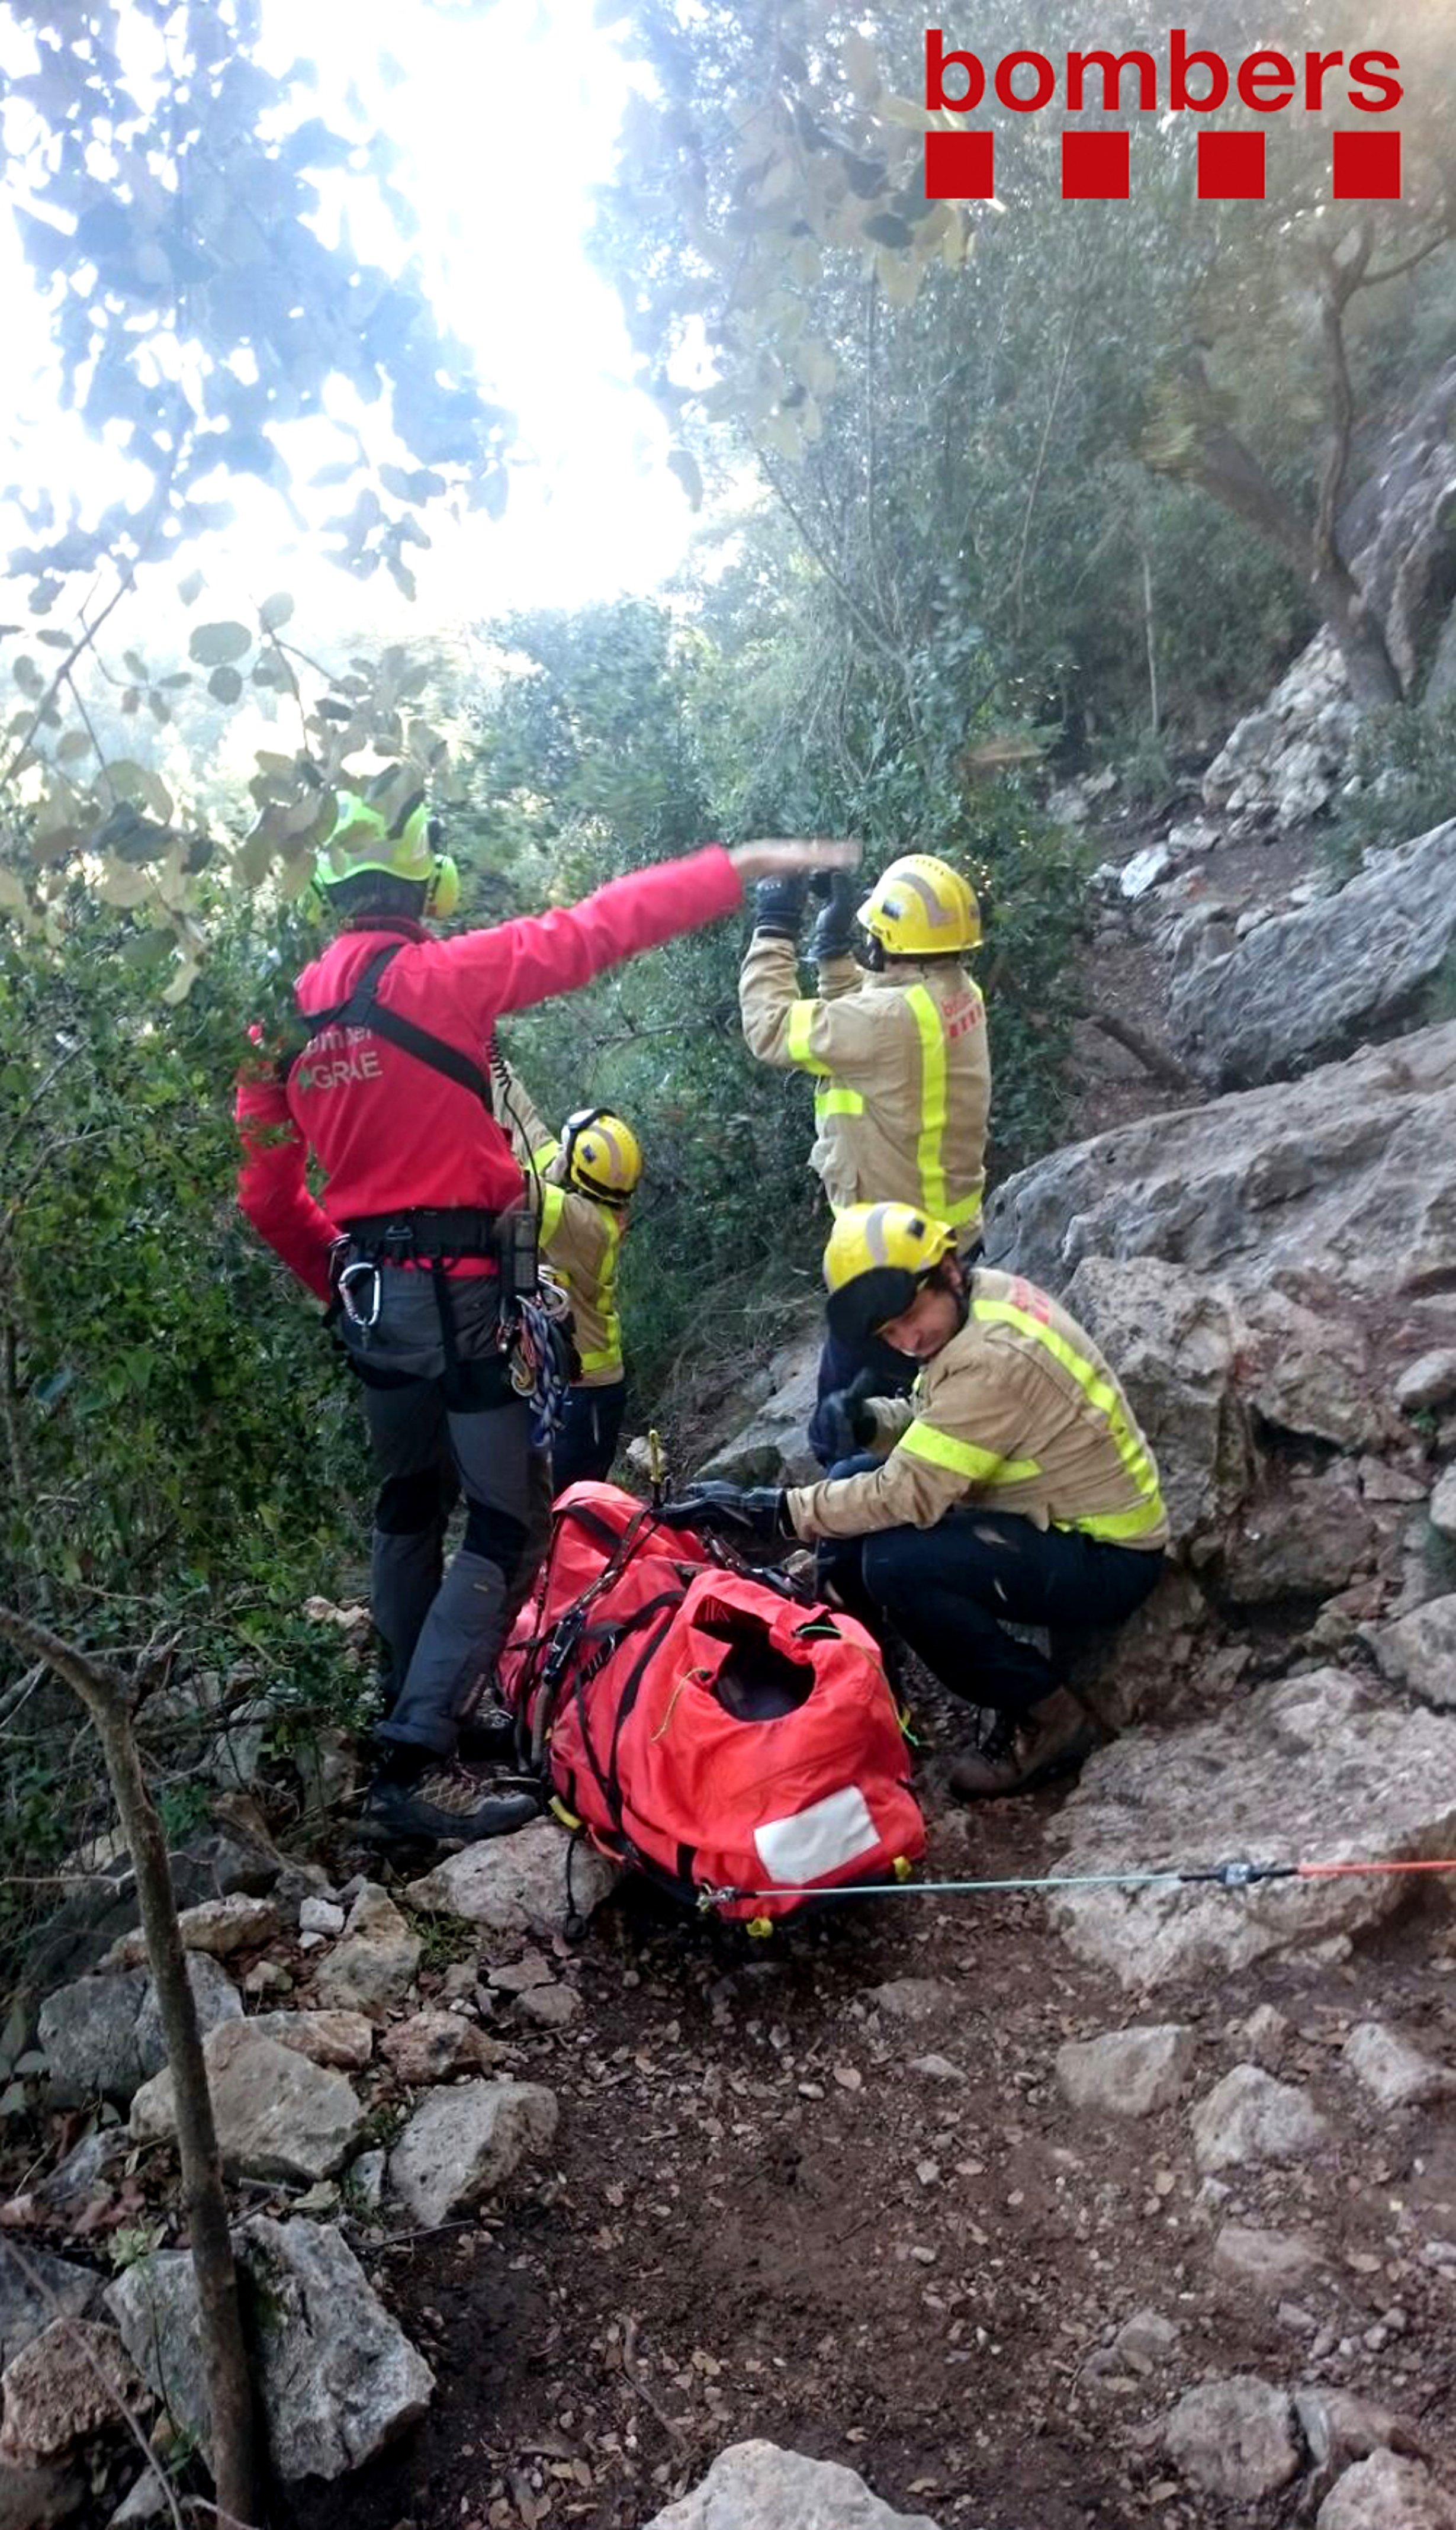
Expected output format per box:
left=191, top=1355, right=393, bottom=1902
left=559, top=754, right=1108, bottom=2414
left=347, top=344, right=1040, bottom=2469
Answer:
left=338, top=1258, right=383, bottom=1331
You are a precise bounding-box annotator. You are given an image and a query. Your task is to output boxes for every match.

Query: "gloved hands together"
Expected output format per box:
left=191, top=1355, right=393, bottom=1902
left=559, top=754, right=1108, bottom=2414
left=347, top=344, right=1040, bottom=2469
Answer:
left=663, top=1482, right=793, bottom=1545
left=809, top=868, right=859, bottom=962
left=807, top=1375, right=878, bottom=1468
left=753, top=872, right=810, bottom=939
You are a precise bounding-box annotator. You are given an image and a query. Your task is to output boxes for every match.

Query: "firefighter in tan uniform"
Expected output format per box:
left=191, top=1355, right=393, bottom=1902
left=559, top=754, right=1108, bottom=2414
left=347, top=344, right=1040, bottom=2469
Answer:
left=738, top=853, right=990, bottom=1457
left=674, top=1203, right=1167, bottom=1800
left=494, top=1057, right=639, bottom=1492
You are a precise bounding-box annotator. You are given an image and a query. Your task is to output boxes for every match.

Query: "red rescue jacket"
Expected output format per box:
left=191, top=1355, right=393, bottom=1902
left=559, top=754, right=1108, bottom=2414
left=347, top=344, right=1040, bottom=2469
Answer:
left=236, top=845, right=742, bottom=1299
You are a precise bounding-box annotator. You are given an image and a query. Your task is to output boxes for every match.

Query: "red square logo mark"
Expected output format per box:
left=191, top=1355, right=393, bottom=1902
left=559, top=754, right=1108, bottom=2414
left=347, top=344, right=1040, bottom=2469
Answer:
left=1062, top=130, right=1129, bottom=200
left=1198, top=131, right=1265, bottom=200
left=1333, top=130, right=1401, bottom=200
left=925, top=129, right=994, bottom=200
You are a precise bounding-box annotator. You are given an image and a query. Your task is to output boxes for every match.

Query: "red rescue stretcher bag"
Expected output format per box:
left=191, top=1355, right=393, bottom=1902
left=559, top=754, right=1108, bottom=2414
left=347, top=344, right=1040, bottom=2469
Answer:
left=499, top=1482, right=925, bottom=1922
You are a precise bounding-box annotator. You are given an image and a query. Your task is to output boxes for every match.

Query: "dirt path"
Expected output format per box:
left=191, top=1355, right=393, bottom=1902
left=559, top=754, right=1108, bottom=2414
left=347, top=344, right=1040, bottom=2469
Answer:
left=294, top=1694, right=1456, bottom=2530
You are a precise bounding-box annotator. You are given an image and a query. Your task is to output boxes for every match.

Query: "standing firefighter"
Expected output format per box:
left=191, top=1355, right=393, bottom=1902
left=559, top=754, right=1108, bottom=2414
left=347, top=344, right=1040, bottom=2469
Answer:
left=236, top=786, right=853, bottom=1841
left=674, top=1202, right=1167, bottom=1801
left=494, top=1055, right=641, bottom=1492
left=738, top=852, right=991, bottom=1445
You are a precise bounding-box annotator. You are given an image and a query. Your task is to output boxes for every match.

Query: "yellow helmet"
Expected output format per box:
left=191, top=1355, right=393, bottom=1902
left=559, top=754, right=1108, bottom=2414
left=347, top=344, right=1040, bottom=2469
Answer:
left=315, top=789, right=460, bottom=919
left=857, top=853, right=981, bottom=958
left=823, top=1202, right=956, bottom=1346
left=563, top=1107, right=642, bottom=1206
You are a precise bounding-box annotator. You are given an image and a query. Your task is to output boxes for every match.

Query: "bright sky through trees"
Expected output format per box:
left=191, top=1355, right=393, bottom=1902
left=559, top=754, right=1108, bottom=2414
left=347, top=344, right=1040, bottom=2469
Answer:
left=0, top=0, right=692, bottom=631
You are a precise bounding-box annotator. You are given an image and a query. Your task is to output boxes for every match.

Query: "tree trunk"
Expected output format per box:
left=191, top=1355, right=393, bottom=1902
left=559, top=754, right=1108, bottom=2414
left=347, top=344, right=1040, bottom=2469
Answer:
left=0, top=1609, right=259, bottom=2529
left=1312, top=563, right=1403, bottom=709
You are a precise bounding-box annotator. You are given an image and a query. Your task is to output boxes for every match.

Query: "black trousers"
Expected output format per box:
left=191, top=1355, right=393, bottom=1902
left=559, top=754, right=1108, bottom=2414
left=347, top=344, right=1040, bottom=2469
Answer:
left=551, top=1380, right=627, bottom=1494
left=816, top=1462, right=1163, bottom=1717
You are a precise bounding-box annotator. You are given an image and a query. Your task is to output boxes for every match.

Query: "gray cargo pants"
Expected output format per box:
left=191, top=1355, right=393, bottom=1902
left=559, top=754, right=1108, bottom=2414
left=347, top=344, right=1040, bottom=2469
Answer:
left=342, top=1266, right=552, bottom=1761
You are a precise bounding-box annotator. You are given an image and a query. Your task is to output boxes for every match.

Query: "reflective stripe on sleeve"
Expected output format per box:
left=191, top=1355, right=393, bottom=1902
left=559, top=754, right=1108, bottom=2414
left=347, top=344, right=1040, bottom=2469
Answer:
left=786, top=999, right=831, bottom=1076
left=971, top=1294, right=1164, bottom=1533
left=539, top=1183, right=566, bottom=1245
left=899, top=1418, right=1042, bottom=1486
left=815, top=1083, right=866, bottom=1119
left=904, top=985, right=949, bottom=1216
left=578, top=1208, right=623, bottom=1377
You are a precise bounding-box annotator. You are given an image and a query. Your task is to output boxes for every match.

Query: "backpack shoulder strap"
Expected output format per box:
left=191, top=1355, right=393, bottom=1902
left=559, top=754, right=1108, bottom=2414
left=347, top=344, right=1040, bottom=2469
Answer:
left=291, top=942, right=493, bottom=1111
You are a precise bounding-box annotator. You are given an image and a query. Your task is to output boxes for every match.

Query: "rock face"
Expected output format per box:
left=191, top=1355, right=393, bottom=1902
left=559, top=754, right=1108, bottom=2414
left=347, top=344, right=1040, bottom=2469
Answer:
left=0, top=2245, right=99, bottom=2367
left=642, top=2441, right=944, bottom=2530
left=311, top=1885, right=420, bottom=2022
left=1367, top=1597, right=1456, bottom=1710
left=1046, top=1669, right=1456, bottom=1988
left=1172, top=820, right=1456, bottom=1089
left=1055, top=2024, right=1195, bottom=2117
left=388, top=2079, right=558, bottom=2227
left=1201, top=626, right=1357, bottom=828
left=1221, top=1466, right=1375, bottom=1606
left=245, top=2009, right=375, bottom=2070
left=1317, top=2451, right=1456, bottom=2529
left=38, top=1954, right=240, bottom=2103
left=130, top=2020, right=364, bottom=2182
left=406, top=1819, right=617, bottom=1938
left=0, top=2319, right=135, bottom=2463
left=1163, top=2376, right=1301, bottom=2502
left=108, top=2221, right=434, bottom=2481
left=1343, top=2021, right=1456, bottom=2110
left=693, top=1336, right=821, bottom=1489
left=983, top=1020, right=1456, bottom=1301
left=1059, top=1259, right=1255, bottom=1548
left=1191, top=2066, right=1329, bottom=2172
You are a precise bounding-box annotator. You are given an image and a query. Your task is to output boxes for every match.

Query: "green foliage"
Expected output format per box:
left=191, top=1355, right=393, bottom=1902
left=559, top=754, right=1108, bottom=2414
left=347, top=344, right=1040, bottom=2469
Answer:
left=1326, top=699, right=1456, bottom=874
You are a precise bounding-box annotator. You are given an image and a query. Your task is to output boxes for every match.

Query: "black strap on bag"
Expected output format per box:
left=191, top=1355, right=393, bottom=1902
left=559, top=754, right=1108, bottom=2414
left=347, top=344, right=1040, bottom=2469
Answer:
left=290, top=942, right=494, bottom=1113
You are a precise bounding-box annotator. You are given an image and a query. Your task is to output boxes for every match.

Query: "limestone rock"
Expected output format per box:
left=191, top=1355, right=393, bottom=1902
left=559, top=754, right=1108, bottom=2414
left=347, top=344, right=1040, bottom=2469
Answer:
left=1396, top=1351, right=1456, bottom=1413
left=863, top=1979, right=956, bottom=2025
left=692, top=1337, right=821, bottom=1489
left=1055, top=2024, right=1195, bottom=2117
left=298, top=1897, right=345, bottom=1937
left=130, top=2019, right=364, bottom=2182
left=311, top=1885, right=420, bottom=2022
left=517, top=1985, right=581, bottom=2029
left=983, top=1020, right=1456, bottom=1302
left=0, top=2245, right=99, bottom=2368
left=1212, top=2224, right=1328, bottom=2295
left=1046, top=1668, right=1456, bottom=1988
left=0, top=2457, right=83, bottom=2528
left=1343, top=2021, right=1456, bottom=2110
left=101, top=1894, right=278, bottom=1969
left=1294, top=2387, right=1419, bottom=2474
left=641, top=2441, right=943, bottom=2529
left=1163, top=2376, right=1301, bottom=2502
left=388, top=2079, right=558, bottom=2228
left=1222, top=1468, right=1376, bottom=1606
left=1172, top=819, right=1456, bottom=1089
left=245, top=2009, right=374, bottom=2070
left=1200, top=629, right=1354, bottom=827
left=237, top=2216, right=433, bottom=2479
left=1119, top=843, right=1174, bottom=899
left=38, top=1953, right=240, bottom=2104
left=1367, top=1596, right=1456, bottom=1710
left=1238, top=2004, right=1290, bottom=2069
left=1111, top=2309, right=1180, bottom=2371
left=1430, top=1467, right=1456, bottom=1541
left=406, top=1820, right=616, bottom=1938
left=380, top=2011, right=502, bottom=2083
left=109, top=2222, right=434, bottom=2481
left=1317, top=2452, right=1456, bottom=2529
left=0, top=2319, right=135, bottom=2464
left=1191, top=2066, right=1328, bottom=2172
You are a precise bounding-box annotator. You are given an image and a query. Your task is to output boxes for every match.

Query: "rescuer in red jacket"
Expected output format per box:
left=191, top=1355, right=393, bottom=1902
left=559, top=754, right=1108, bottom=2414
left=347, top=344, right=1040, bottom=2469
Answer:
left=237, top=788, right=853, bottom=1843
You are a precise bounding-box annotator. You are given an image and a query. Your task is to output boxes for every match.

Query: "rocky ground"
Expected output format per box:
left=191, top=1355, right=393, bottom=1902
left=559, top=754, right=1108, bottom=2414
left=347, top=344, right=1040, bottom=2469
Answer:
left=5, top=653, right=1456, bottom=2528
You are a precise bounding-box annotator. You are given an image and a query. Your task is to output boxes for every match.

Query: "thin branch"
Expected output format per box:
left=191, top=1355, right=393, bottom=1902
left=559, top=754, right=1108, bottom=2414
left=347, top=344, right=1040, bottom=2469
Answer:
left=0, top=573, right=139, bottom=794
left=1363, top=220, right=1456, bottom=290
left=62, top=667, right=117, bottom=800
left=1010, top=304, right=1080, bottom=637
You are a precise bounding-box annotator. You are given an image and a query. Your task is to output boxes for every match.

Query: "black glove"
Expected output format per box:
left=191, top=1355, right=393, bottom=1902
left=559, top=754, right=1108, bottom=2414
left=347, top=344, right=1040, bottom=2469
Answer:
left=753, top=874, right=809, bottom=939
left=664, top=1482, right=792, bottom=1545
left=809, top=868, right=859, bottom=963
left=808, top=1378, right=878, bottom=1468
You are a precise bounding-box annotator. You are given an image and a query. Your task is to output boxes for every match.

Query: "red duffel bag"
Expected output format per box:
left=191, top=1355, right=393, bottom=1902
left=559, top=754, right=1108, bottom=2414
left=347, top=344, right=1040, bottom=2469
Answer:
left=499, top=1482, right=925, bottom=1922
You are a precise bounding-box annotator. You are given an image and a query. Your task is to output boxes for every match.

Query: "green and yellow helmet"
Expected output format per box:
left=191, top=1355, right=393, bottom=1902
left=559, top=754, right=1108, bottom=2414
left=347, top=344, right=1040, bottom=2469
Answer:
left=314, top=791, right=460, bottom=919
left=823, top=1201, right=956, bottom=1347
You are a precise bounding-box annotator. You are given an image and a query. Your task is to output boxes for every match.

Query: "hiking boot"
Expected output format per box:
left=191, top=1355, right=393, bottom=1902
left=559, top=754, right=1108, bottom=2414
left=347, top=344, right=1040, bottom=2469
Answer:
left=949, top=1690, right=1098, bottom=1802
left=456, top=1707, right=518, bottom=1765
left=363, top=1765, right=542, bottom=1845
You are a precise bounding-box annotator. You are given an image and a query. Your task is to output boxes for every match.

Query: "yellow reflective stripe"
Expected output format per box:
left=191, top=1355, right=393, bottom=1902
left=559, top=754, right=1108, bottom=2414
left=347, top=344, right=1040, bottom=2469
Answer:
left=1059, top=1494, right=1168, bottom=1544
left=944, top=1186, right=983, bottom=1228
left=786, top=1000, right=831, bottom=1077
left=530, top=1136, right=562, bottom=1171
left=905, top=985, right=949, bottom=1216
left=815, top=1083, right=866, bottom=1118
left=580, top=1209, right=623, bottom=1376
left=539, top=1182, right=566, bottom=1245
left=971, top=1295, right=1162, bottom=1512
left=899, top=1418, right=1042, bottom=1485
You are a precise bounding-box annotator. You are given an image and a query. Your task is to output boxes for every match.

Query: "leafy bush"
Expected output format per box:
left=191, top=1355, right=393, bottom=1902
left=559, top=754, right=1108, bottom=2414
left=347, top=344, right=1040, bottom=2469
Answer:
left=1326, top=698, right=1456, bottom=873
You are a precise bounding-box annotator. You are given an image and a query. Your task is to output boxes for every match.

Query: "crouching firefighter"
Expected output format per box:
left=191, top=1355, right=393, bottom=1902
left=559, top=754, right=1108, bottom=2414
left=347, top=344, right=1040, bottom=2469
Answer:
left=671, top=1203, right=1168, bottom=1802
left=738, top=853, right=990, bottom=1462
left=236, top=785, right=856, bottom=1841
left=494, top=1055, right=641, bottom=1492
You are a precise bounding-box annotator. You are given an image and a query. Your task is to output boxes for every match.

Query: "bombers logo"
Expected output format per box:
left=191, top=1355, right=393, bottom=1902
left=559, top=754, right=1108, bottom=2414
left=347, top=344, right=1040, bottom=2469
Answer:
left=923, top=27, right=1403, bottom=202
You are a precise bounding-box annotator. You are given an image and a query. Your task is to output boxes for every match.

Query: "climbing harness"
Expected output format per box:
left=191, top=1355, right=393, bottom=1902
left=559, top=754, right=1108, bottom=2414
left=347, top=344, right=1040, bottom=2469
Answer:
left=693, top=1853, right=1456, bottom=1912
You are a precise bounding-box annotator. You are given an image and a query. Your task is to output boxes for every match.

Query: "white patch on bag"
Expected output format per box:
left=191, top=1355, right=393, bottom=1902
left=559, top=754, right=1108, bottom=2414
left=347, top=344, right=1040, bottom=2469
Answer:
left=754, top=1784, right=879, bottom=1885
